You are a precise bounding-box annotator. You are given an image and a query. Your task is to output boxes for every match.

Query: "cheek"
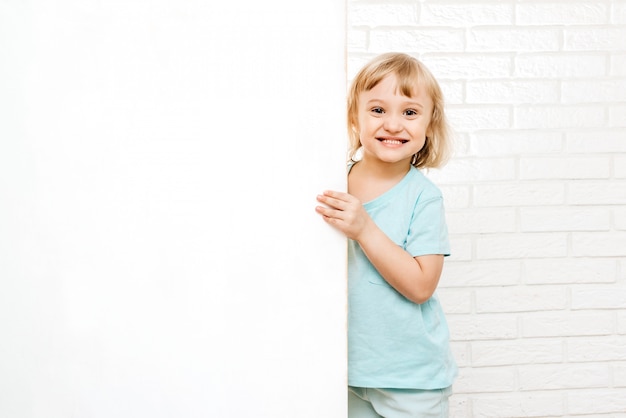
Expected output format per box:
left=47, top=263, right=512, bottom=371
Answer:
left=409, top=120, right=429, bottom=137
left=359, top=114, right=380, bottom=132
left=354, top=117, right=368, bottom=137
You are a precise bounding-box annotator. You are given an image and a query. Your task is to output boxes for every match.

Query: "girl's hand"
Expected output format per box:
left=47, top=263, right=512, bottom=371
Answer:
left=315, top=190, right=372, bottom=241
left=317, top=190, right=444, bottom=304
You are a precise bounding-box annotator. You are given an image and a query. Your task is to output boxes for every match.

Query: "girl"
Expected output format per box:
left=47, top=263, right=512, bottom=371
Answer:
left=316, top=52, right=457, bottom=417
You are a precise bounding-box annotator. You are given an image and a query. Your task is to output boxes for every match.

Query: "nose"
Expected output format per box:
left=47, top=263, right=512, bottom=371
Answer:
left=383, top=113, right=403, bottom=133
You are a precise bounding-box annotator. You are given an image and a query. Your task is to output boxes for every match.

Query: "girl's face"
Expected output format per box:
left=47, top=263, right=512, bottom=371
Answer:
left=356, top=74, right=433, bottom=167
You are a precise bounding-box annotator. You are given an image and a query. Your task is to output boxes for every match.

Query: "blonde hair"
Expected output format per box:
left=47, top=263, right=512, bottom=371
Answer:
left=347, top=52, right=451, bottom=169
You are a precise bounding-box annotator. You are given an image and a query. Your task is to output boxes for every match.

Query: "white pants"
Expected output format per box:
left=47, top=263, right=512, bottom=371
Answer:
left=348, top=386, right=452, bottom=418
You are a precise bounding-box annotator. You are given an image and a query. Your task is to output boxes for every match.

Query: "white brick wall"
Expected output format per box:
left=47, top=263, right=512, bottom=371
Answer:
left=347, top=0, right=626, bottom=416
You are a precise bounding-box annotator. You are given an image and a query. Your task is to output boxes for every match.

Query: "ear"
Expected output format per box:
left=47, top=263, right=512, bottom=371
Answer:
left=350, top=119, right=360, bottom=135
left=428, top=106, right=439, bottom=136
left=426, top=125, right=433, bottom=139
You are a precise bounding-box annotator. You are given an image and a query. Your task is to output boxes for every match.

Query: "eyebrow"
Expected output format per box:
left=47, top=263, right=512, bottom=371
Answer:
left=365, top=98, right=425, bottom=109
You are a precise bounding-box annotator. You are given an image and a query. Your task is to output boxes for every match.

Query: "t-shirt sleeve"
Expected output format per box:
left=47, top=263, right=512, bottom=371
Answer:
left=405, top=195, right=451, bottom=257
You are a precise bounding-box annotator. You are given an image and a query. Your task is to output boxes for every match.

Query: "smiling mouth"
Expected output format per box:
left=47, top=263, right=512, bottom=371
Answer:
left=378, top=138, right=408, bottom=144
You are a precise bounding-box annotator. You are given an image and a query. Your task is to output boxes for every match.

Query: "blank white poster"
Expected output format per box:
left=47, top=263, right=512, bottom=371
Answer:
left=0, top=1, right=347, bottom=417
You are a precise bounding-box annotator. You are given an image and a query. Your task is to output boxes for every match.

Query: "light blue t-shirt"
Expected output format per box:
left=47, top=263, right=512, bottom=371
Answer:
left=348, top=165, right=457, bottom=389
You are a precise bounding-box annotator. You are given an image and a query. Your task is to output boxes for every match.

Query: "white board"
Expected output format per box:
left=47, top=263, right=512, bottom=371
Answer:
left=0, top=1, right=347, bottom=416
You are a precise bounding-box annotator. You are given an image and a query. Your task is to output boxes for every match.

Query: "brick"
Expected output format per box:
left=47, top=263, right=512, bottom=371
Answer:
left=471, top=338, right=563, bottom=367
left=519, top=363, right=610, bottom=390
left=349, top=3, right=418, bottom=26
left=514, top=105, right=606, bottom=129
left=439, top=80, right=464, bottom=104
left=466, top=80, right=559, bottom=104
left=620, top=311, right=626, bottom=334
left=346, top=55, right=372, bottom=80
left=613, top=2, right=626, bottom=24
left=576, top=410, right=626, bottom=417
left=566, top=130, right=626, bottom=153
left=439, top=185, right=471, bottom=209
left=468, top=28, right=560, bottom=52
left=472, top=392, right=564, bottom=417
left=347, top=29, right=367, bottom=51
left=450, top=134, right=471, bottom=157
left=369, top=29, right=465, bottom=53
left=615, top=363, right=626, bottom=387
left=428, top=158, right=516, bottom=184
left=447, top=237, right=472, bottom=261
left=447, top=106, right=511, bottom=131
left=567, top=336, right=626, bottom=362
left=567, top=388, right=626, bottom=414
left=471, top=131, right=562, bottom=157
left=520, top=207, right=610, bottom=232
left=568, top=181, right=626, bottom=205
left=440, top=260, right=522, bottom=287
left=474, top=182, right=565, bottom=207
left=524, top=258, right=617, bottom=285
left=563, top=79, right=626, bottom=103
left=475, top=285, right=567, bottom=313
left=572, top=231, right=626, bottom=257
left=615, top=207, right=626, bottom=229
left=450, top=342, right=470, bottom=368
left=454, top=366, right=517, bottom=394
left=522, top=311, right=613, bottom=338
left=437, top=288, right=472, bottom=314
left=447, top=313, right=519, bottom=341
left=610, top=105, right=626, bottom=127
left=476, top=233, right=567, bottom=259
left=449, top=395, right=470, bottom=418
left=612, top=53, right=626, bottom=76
left=516, top=3, right=608, bottom=25
left=520, top=156, right=610, bottom=180
left=571, top=286, right=626, bottom=309
left=447, top=208, right=516, bottom=234
left=515, top=53, right=607, bottom=78
left=565, top=27, right=626, bottom=51
left=420, top=3, right=513, bottom=26
left=422, top=54, right=512, bottom=79
left=578, top=412, right=626, bottom=418
left=616, top=156, right=626, bottom=178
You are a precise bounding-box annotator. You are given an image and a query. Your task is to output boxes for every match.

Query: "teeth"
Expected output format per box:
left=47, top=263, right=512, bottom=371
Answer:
left=381, top=139, right=403, bottom=144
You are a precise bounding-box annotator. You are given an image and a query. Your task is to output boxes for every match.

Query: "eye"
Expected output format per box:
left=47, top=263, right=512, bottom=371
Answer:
left=370, top=107, right=384, bottom=114
left=404, top=109, right=419, bottom=117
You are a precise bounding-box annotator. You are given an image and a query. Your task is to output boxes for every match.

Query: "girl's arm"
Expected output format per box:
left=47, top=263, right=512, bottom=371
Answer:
left=316, top=190, right=444, bottom=304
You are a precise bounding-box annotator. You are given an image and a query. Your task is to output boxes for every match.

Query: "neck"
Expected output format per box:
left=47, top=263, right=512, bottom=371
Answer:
left=357, top=156, right=412, bottom=180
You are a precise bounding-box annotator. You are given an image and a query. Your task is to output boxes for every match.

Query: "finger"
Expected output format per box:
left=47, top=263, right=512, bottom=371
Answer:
left=315, top=205, right=346, bottom=221
left=322, top=190, right=352, bottom=201
left=320, top=212, right=348, bottom=231
left=324, top=190, right=362, bottom=208
left=317, top=194, right=348, bottom=211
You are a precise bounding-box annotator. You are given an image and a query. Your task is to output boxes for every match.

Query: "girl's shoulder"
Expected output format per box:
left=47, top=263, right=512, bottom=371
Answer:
left=408, top=167, right=443, bottom=200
